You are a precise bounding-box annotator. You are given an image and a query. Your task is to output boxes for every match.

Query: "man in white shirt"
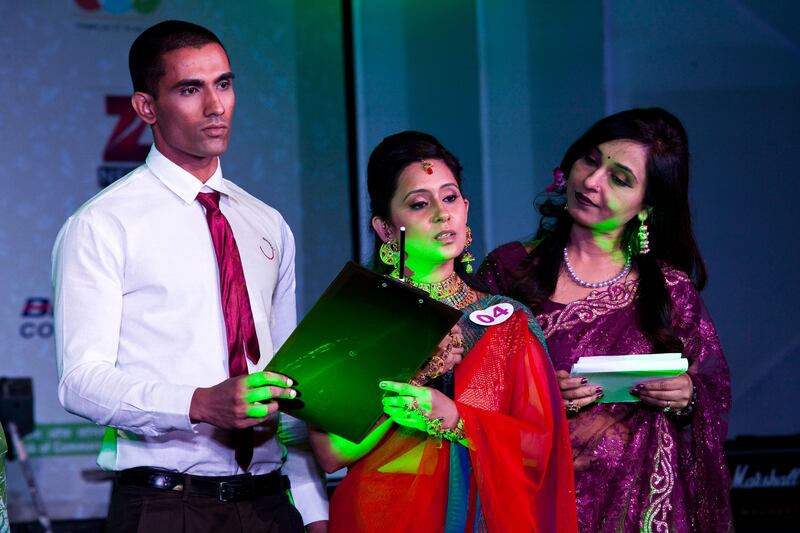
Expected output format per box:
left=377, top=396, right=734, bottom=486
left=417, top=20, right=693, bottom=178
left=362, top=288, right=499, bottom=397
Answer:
left=52, top=20, right=327, bottom=532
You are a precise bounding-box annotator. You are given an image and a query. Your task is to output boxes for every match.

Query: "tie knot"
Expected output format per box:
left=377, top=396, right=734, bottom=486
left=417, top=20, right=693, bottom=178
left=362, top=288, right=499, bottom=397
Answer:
left=197, top=191, right=221, bottom=212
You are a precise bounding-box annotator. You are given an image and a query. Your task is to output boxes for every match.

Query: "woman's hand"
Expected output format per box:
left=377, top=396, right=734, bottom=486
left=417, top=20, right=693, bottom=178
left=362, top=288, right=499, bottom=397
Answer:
left=440, top=324, right=465, bottom=372
left=633, top=373, right=693, bottom=411
left=556, top=370, right=603, bottom=414
left=379, top=381, right=460, bottom=431
left=410, top=325, right=465, bottom=386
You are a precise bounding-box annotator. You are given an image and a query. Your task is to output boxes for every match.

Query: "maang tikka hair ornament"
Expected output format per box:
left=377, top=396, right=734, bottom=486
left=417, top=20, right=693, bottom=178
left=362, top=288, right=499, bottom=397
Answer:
left=421, top=160, right=434, bottom=174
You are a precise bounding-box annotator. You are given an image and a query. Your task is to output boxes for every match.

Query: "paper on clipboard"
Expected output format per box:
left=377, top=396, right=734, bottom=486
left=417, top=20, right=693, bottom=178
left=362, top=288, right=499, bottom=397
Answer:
left=570, top=353, right=688, bottom=403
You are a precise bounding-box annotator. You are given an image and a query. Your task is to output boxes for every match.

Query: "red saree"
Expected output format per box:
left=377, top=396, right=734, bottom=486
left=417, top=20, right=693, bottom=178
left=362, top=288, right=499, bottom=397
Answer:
left=330, top=297, right=577, bottom=532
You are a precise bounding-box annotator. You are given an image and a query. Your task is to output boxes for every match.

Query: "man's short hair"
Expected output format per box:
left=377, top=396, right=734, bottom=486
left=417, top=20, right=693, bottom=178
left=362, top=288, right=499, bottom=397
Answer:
left=129, top=20, right=226, bottom=98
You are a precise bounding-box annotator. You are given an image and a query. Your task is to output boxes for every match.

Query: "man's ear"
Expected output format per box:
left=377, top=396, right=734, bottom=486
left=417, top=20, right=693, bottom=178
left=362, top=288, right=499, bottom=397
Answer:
left=371, top=216, right=394, bottom=242
left=131, top=92, right=157, bottom=125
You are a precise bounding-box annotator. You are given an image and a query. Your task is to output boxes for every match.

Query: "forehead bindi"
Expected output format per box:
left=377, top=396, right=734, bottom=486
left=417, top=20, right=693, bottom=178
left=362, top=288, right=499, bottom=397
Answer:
left=397, top=164, right=458, bottom=198
left=599, top=141, right=647, bottom=179
left=600, top=140, right=645, bottom=162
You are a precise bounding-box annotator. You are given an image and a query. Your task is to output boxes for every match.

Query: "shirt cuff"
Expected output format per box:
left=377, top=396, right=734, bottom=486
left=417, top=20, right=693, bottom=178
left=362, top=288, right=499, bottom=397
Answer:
left=134, top=383, right=197, bottom=434
left=291, top=479, right=329, bottom=525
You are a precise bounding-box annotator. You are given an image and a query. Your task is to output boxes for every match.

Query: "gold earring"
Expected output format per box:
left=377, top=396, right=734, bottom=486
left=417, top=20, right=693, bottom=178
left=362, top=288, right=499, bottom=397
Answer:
left=637, top=213, right=650, bottom=255
left=461, top=226, right=475, bottom=273
left=380, top=239, right=400, bottom=265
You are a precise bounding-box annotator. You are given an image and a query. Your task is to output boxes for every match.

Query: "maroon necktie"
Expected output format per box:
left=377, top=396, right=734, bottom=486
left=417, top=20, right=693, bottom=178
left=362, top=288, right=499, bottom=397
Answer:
left=197, top=191, right=261, bottom=471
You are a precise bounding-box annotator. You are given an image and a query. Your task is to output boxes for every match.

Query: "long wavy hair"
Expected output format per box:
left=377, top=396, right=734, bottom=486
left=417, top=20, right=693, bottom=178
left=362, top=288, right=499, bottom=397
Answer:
left=514, top=108, right=706, bottom=352
left=366, top=130, right=477, bottom=285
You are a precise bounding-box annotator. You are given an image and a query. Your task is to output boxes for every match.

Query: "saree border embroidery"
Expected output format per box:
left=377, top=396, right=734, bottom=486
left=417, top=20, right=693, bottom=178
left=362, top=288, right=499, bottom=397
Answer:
left=536, top=267, right=688, bottom=340
left=640, top=416, right=675, bottom=532
left=537, top=280, right=637, bottom=338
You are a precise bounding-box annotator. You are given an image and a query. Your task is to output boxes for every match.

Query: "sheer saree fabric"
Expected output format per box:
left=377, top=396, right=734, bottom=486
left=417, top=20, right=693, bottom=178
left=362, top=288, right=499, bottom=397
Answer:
left=329, top=296, right=577, bottom=533
left=480, top=243, right=733, bottom=532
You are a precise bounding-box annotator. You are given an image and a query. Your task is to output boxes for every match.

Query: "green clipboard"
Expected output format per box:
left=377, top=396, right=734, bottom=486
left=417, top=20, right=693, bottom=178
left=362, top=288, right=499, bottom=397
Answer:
left=266, top=262, right=462, bottom=442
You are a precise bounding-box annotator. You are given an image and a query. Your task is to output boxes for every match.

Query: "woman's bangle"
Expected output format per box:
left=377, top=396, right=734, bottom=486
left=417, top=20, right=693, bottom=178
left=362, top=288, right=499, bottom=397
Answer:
left=410, top=332, right=464, bottom=387
left=421, top=414, right=465, bottom=442
left=668, top=383, right=697, bottom=419
left=442, top=418, right=466, bottom=442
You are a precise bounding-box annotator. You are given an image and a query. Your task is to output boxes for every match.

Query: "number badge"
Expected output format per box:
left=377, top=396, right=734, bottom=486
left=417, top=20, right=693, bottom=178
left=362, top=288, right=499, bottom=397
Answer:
left=468, top=303, right=514, bottom=327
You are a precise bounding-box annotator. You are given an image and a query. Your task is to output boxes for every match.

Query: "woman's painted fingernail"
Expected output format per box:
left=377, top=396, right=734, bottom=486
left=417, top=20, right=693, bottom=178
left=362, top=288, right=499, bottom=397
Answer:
left=595, top=387, right=603, bottom=393
left=379, top=381, right=388, bottom=388
left=288, top=389, right=296, bottom=398
left=596, top=392, right=604, bottom=399
left=580, top=378, right=588, bottom=384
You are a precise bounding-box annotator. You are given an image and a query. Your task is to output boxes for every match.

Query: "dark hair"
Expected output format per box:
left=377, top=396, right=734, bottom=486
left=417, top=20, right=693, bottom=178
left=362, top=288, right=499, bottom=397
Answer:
left=129, top=20, right=225, bottom=98
left=516, top=107, right=706, bottom=352
left=366, top=130, right=476, bottom=282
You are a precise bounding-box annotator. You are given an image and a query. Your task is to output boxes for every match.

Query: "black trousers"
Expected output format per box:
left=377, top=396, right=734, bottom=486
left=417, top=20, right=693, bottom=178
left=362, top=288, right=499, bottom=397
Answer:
left=105, top=482, right=304, bottom=533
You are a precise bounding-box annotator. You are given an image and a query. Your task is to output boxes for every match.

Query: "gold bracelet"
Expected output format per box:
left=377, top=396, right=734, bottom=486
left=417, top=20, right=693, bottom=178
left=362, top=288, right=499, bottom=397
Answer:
left=422, top=415, right=465, bottom=442
left=406, top=400, right=465, bottom=442
left=424, top=415, right=444, bottom=437
left=441, top=418, right=466, bottom=442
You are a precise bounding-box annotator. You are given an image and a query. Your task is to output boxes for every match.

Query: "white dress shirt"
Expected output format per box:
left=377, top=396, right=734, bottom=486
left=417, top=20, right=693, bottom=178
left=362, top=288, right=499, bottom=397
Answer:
left=52, top=146, right=327, bottom=523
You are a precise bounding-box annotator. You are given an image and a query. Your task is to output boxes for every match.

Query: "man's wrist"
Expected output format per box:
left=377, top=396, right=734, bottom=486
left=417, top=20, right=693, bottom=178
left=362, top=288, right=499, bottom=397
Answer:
left=189, top=387, right=207, bottom=424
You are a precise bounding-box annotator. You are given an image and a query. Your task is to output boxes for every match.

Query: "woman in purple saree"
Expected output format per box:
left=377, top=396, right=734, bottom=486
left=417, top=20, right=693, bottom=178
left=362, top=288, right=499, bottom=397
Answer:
left=479, top=108, right=732, bottom=532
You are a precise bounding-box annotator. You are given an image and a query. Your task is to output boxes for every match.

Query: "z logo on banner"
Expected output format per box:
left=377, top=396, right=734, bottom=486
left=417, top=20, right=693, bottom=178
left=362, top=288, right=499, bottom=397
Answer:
left=97, top=96, right=151, bottom=188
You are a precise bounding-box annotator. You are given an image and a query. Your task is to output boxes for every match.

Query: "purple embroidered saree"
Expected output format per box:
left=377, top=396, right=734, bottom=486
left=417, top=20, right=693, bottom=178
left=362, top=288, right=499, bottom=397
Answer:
left=479, top=242, right=733, bottom=533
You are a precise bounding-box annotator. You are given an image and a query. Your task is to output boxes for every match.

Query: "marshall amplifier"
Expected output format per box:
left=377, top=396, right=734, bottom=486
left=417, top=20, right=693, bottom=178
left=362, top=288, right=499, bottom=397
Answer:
left=726, top=434, right=800, bottom=532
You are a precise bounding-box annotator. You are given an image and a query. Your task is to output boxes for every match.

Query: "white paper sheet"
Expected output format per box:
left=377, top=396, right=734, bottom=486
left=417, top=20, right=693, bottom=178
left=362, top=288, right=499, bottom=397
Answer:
left=570, top=353, right=688, bottom=403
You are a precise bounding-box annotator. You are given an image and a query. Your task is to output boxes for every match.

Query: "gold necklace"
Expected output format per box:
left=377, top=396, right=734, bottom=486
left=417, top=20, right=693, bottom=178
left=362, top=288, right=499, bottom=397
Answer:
left=395, top=270, right=478, bottom=309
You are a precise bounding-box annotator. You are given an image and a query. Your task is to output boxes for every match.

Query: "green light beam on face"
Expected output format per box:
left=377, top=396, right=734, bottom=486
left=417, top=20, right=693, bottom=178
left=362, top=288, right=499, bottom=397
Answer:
left=584, top=207, right=640, bottom=258
left=401, top=238, right=460, bottom=283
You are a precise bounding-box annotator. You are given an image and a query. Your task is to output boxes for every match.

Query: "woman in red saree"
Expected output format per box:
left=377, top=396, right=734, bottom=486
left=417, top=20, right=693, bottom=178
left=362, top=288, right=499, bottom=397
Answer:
left=311, top=131, right=577, bottom=532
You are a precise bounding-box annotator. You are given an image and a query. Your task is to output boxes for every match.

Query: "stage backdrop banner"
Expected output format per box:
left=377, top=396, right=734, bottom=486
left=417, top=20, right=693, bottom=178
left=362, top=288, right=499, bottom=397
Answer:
left=0, top=0, right=323, bottom=522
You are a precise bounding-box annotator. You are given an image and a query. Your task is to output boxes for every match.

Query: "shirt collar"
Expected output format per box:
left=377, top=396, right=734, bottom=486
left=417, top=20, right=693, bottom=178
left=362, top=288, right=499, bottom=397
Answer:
left=145, top=145, right=233, bottom=204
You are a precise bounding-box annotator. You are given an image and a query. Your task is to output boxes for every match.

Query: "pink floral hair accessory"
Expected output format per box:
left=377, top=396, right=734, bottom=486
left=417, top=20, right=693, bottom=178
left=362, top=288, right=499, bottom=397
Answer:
left=545, top=167, right=566, bottom=193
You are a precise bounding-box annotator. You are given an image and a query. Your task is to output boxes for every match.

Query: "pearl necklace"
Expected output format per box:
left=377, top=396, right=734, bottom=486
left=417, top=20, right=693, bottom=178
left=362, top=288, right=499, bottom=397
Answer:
left=562, top=247, right=631, bottom=289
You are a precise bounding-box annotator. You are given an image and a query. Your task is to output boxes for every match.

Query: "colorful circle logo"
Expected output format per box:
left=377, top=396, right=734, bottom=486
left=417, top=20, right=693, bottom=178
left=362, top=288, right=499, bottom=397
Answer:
left=75, top=0, right=159, bottom=14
